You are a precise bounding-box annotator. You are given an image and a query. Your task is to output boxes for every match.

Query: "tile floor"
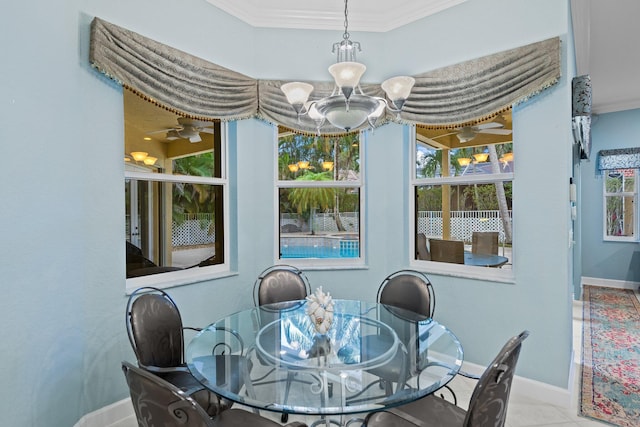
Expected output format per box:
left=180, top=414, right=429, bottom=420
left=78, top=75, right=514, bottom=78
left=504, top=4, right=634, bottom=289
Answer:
left=114, top=299, right=612, bottom=427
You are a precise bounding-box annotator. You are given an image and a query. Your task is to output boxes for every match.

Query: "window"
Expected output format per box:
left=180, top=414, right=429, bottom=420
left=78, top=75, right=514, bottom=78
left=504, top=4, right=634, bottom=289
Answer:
left=124, top=92, right=227, bottom=284
left=412, top=112, right=514, bottom=274
left=603, top=168, right=638, bottom=241
left=276, top=128, right=363, bottom=266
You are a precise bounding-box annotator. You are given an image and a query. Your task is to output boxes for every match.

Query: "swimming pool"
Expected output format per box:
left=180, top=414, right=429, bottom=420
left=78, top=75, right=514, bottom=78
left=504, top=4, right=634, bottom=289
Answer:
left=280, top=244, right=359, bottom=258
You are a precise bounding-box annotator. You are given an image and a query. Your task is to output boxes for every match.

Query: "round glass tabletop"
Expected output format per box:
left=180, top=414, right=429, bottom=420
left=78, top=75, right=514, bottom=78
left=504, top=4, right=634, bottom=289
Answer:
left=186, top=299, right=463, bottom=416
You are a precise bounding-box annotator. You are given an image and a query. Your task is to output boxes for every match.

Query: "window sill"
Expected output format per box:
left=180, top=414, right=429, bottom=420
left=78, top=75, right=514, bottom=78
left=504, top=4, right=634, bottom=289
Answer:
left=276, top=258, right=368, bottom=271
left=125, top=265, right=237, bottom=295
left=409, top=260, right=515, bottom=284
left=603, top=237, right=639, bottom=243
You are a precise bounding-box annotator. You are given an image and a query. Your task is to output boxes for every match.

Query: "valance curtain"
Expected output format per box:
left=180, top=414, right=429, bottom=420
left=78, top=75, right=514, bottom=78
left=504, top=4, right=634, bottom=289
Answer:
left=598, top=148, right=640, bottom=171
left=89, top=18, right=258, bottom=121
left=90, top=17, right=561, bottom=135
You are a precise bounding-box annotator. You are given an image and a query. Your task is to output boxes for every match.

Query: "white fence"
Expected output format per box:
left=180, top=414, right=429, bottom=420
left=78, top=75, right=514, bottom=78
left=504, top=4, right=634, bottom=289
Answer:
left=417, top=210, right=512, bottom=243
left=172, top=213, right=214, bottom=247
left=281, top=210, right=510, bottom=243
left=280, top=212, right=359, bottom=233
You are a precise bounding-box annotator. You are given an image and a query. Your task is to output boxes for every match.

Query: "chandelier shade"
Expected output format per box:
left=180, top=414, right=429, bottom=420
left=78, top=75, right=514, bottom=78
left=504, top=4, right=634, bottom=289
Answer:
left=281, top=82, right=314, bottom=113
left=280, top=0, right=415, bottom=132
left=381, top=76, right=416, bottom=109
left=328, top=62, right=367, bottom=100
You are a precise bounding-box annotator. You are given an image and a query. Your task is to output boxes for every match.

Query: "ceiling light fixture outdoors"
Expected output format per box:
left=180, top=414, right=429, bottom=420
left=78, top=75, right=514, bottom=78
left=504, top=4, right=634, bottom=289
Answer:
left=143, top=156, right=158, bottom=166
left=457, top=157, right=472, bottom=167
left=499, top=152, right=514, bottom=163
left=281, top=0, right=415, bottom=132
left=472, top=152, right=489, bottom=163
left=130, top=151, right=149, bottom=162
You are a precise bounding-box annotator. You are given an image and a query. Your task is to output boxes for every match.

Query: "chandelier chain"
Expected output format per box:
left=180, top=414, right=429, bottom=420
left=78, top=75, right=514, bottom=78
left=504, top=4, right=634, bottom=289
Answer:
left=343, top=0, right=350, bottom=40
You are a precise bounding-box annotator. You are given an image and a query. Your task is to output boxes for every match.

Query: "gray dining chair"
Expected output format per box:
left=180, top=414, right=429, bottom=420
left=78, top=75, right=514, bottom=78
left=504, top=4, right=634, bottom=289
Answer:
left=347, top=270, right=435, bottom=405
left=363, top=330, right=530, bottom=427
left=126, top=286, right=244, bottom=416
left=122, top=360, right=308, bottom=427
left=253, top=264, right=311, bottom=306
left=252, top=265, right=312, bottom=422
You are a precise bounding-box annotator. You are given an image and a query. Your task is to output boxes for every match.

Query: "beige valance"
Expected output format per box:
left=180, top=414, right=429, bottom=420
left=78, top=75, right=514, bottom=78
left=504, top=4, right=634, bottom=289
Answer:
left=89, top=18, right=258, bottom=121
left=90, top=17, right=561, bottom=135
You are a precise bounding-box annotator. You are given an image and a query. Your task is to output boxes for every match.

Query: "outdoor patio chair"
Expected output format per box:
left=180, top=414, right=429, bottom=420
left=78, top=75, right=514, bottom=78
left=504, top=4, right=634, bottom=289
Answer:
left=417, top=233, right=431, bottom=261
left=363, top=330, right=530, bottom=427
left=472, top=231, right=499, bottom=255
left=125, top=241, right=183, bottom=278
left=429, top=239, right=465, bottom=264
left=122, top=361, right=308, bottom=427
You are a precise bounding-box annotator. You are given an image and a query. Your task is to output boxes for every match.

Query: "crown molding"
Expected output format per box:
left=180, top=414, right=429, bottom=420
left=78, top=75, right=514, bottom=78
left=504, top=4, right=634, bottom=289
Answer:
left=592, top=99, right=640, bottom=115
left=205, top=0, right=466, bottom=32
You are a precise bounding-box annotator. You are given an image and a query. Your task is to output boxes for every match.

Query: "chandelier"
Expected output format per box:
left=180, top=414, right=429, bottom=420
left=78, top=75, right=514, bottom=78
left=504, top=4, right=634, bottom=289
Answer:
left=281, top=0, right=415, bottom=132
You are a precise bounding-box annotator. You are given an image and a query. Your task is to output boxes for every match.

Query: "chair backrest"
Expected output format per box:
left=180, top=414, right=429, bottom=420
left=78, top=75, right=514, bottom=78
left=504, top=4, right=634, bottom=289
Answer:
left=122, top=360, right=214, bottom=427
left=126, top=287, right=185, bottom=369
left=253, top=265, right=311, bottom=306
left=429, top=239, right=465, bottom=264
left=416, top=233, right=431, bottom=261
left=464, top=330, right=530, bottom=427
left=472, top=231, right=499, bottom=255
left=378, top=270, right=435, bottom=319
left=377, top=270, right=435, bottom=377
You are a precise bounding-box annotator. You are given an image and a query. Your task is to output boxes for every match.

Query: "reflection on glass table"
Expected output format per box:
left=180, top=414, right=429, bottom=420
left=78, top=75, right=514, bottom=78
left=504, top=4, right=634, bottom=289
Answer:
left=186, top=299, right=463, bottom=425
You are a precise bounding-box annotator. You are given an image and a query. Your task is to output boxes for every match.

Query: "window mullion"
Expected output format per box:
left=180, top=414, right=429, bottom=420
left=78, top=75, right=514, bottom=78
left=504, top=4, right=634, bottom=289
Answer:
left=125, top=171, right=226, bottom=185
left=414, top=172, right=514, bottom=186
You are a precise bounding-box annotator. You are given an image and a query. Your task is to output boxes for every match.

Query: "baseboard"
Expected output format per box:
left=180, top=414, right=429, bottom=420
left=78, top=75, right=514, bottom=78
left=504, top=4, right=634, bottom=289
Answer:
left=74, top=398, right=134, bottom=427
left=581, top=276, right=640, bottom=291
left=461, top=361, right=572, bottom=408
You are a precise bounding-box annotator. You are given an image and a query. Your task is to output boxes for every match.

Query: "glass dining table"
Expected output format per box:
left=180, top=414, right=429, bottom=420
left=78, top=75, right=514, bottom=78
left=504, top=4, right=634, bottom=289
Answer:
left=186, top=299, right=463, bottom=426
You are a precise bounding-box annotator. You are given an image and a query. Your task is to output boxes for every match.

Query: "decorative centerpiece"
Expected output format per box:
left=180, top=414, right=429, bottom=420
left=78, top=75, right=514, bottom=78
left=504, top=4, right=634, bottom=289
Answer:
left=306, top=287, right=335, bottom=359
left=306, top=286, right=335, bottom=335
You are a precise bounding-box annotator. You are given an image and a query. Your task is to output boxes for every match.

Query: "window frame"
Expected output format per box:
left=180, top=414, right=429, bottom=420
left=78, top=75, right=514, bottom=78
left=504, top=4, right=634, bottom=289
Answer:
left=274, top=126, right=366, bottom=270
left=409, top=126, right=515, bottom=283
left=125, top=123, right=231, bottom=293
left=602, top=168, right=639, bottom=242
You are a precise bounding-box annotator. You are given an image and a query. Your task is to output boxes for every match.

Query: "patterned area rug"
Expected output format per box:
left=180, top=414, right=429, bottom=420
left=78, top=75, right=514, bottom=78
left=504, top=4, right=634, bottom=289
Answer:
left=580, top=285, right=640, bottom=426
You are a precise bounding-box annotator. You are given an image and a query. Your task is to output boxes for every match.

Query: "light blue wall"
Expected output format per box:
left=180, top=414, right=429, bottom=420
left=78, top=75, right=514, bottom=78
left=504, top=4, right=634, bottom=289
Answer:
left=580, top=108, right=640, bottom=282
left=0, top=0, right=575, bottom=425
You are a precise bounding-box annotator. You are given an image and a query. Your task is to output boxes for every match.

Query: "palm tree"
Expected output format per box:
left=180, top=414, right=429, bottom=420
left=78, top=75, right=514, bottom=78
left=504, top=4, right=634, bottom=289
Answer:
left=488, top=144, right=512, bottom=242
left=172, top=153, right=217, bottom=223
left=288, top=171, right=335, bottom=234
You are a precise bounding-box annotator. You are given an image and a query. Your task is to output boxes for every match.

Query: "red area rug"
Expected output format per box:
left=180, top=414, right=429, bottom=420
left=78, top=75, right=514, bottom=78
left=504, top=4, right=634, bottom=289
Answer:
left=580, top=285, right=640, bottom=426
